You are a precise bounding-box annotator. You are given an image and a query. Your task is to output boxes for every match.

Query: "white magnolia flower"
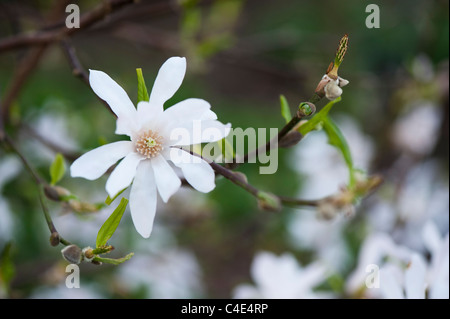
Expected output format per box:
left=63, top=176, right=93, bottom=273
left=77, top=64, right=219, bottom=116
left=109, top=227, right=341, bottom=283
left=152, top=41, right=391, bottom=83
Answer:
left=70, top=57, right=231, bottom=238
left=233, top=251, right=330, bottom=299
left=379, top=253, right=428, bottom=299
left=118, top=248, right=204, bottom=298
left=422, top=222, right=449, bottom=299
left=345, top=233, right=413, bottom=298
left=392, top=102, right=442, bottom=156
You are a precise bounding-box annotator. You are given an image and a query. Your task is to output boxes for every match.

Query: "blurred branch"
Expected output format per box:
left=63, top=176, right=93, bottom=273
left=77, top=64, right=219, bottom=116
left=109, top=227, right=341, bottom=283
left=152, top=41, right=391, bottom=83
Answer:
left=179, top=147, right=324, bottom=210
left=20, top=122, right=81, bottom=162
left=0, top=133, right=71, bottom=246
left=0, top=45, right=48, bottom=126
left=0, top=0, right=136, bottom=53
left=226, top=99, right=318, bottom=170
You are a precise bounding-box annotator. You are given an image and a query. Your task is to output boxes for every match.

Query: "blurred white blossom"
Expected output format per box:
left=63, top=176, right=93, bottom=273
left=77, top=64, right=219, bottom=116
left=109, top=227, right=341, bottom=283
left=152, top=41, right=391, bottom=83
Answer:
left=118, top=247, right=204, bottom=298
left=25, top=110, right=79, bottom=163
left=288, top=214, right=351, bottom=272
left=287, top=116, right=373, bottom=272
left=233, top=251, right=330, bottom=299
left=346, top=224, right=449, bottom=299
left=368, top=160, right=449, bottom=251
left=0, top=156, right=21, bottom=242
left=346, top=233, right=413, bottom=298
left=379, top=253, right=427, bottom=299
left=30, top=282, right=105, bottom=299
left=290, top=115, right=373, bottom=199
left=422, top=222, right=449, bottom=299
left=392, top=102, right=442, bottom=156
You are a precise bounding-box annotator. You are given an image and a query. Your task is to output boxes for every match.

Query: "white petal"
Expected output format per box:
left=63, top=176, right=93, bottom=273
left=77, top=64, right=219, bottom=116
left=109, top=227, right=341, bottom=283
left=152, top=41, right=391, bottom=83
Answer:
left=149, top=57, right=186, bottom=107
left=337, top=77, right=349, bottom=87
left=422, top=221, right=441, bottom=256
left=105, top=152, right=143, bottom=197
left=168, top=120, right=231, bottom=146
left=251, top=252, right=283, bottom=288
left=70, top=141, right=134, bottom=180
left=162, top=98, right=217, bottom=125
left=136, top=100, right=163, bottom=131
left=233, top=284, right=262, bottom=299
left=298, top=261, right=328, bottom=291
left=170, top=151, right=215, bottom=193
left=405, top=254, right=427, bottom=299
left=151, top=154, right=181, bottom=202
left=89, top=70, right=137, bottom=136
left=380, top=265, right=404, bottom=299
left=129, top=160, right=157, bottom=238
left=324, top=81, right=343, bottom=100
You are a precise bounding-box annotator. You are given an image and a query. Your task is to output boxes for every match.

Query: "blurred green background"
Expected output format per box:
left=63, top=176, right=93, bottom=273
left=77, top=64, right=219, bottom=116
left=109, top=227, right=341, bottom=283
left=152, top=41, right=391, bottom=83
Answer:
left=0, top=0, right=448, bottom=298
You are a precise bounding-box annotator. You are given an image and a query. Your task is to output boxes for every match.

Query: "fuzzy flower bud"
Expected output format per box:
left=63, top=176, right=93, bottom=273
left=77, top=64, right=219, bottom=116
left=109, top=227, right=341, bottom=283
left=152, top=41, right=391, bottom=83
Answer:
left=61, top=244, right=83, bottom=264
left=324, top=79, right=343, bottom=100
left=82, top=247, right=95, bottom=262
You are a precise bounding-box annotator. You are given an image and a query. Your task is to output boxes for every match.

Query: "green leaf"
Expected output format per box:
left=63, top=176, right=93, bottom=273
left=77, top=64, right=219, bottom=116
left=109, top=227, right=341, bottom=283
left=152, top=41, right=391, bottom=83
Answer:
left=136, top=68, right=149, bottom=103
left=296, top=97, right=355, bottom=187
left=0, top=242, right=15, bottom=291
left=322, top=117, right=355, bottom=187
left=105, top=187, right=126, bottom=206
left=298, top=96, right=341, bottom=136
left=280, top=95, right=292, bottom=124
left=49, top=153, right=65, bottom=186
left=96, top=198, right=128, bottom=248
left=93, top=253, right=134, bottom=265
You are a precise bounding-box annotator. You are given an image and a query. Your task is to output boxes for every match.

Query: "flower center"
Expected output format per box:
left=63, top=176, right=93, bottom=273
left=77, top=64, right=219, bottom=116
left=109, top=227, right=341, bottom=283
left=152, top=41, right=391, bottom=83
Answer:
left=135, top=130, right=164, bottom=158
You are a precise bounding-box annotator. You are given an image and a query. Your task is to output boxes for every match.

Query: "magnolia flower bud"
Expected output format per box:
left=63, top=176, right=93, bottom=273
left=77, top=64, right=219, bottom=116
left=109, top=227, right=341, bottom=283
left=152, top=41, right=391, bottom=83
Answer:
left=82, top=247, right=95, bottom=262
left=297, top=102, right=316, bottom=117
left=61, top=244, right=83, bottom=264
left=324, top=80, right=343, bottom=100
left=49, top=232, right=60, bottom=247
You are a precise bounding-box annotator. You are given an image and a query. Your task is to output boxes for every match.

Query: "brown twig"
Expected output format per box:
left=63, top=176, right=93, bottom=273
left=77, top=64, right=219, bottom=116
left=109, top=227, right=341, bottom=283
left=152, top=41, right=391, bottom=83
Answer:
left=0, top=133, right=71, bottom=246
left=226, top=96, right=320, bottom=170
left=60, top=38, right=116, bottom=116
left=20, top=122, right=81, bottom=161
left=178, top=147, right=322, bottom=208
left=0, top=0, right=136, bottom=53
left=0, top=45, right=48, bottom=126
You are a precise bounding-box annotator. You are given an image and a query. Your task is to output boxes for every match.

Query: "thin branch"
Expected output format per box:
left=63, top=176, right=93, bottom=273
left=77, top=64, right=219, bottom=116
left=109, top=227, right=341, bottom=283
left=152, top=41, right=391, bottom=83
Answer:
left=2, top=134, right=43, bottom=185
left=60, top=38, right=116, bottom=116
left=226, top=94, right=321, bottom=170
left=0, top=45, right=48, bottom=126
left=20, top=122, right=81, bottom=161
left=277, top=196, right=319, bottom=207
left=1, top=133, right=71, bottom=246
left=38, top=186, right=72, bottom=246
left=178, top=147, right=322, bottom=208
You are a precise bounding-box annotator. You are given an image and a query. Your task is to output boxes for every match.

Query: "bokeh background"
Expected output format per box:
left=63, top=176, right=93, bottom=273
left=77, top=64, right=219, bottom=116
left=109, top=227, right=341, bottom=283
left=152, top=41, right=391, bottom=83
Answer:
left=0, top=0, right=448, bottom=298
